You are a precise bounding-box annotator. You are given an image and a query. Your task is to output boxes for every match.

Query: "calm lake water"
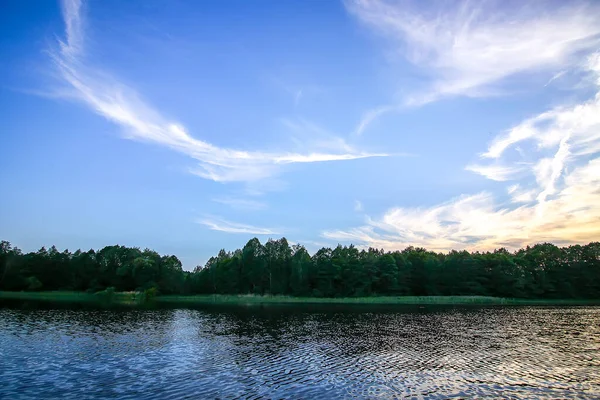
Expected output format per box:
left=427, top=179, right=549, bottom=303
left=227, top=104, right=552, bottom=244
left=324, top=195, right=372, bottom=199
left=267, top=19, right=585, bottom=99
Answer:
left=1, top=305, right=599, bottom=399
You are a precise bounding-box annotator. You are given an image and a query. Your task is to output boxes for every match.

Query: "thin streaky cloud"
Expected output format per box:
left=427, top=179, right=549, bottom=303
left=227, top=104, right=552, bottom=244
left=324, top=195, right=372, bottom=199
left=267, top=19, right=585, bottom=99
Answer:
left=465, top=164, right=525, bottom=182
left=281, top=118, right=355, bottom=153
left=545, top=70, right=567, bottom=87
left=354, top=104, right=395, bottom=136
left=59, top=0, right=83, bottom=58
left=51, top=0, right=389, bottom=184
left=324, top=52, right=600, bottom=252
left=507, top=184, right=536, bottom=204
left=212, top=197, right=268, bottom=211
left=345, top=0, right=600, bottom=131
left=346, top=0, right=600, bottom=100
left=198, top=217, right=280, bottom=235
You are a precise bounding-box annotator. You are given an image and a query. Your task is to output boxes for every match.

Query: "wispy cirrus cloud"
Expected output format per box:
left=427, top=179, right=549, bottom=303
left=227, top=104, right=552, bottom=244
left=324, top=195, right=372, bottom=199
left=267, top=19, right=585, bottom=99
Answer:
left=212, top=196, right=267, bottom=211
left=345, top=0, right=600, bottom=133
left=281, top=118, right=355, bottom=153
left=353, top=105, right=395, bottom=136
left=324, top=52, right=600, bottom=251
left=507, top=184, right=536, bottom=204
left=51, top=0, right=387, bottom=184
left=323, top=1, right=600, bottom=251
left=346, top=0, right=600, bottom=100
left=464, top=163, right=526, bottom=182
left=198, top=216, right=280, bottom=235
left=324, top=159, right=600, bottom=250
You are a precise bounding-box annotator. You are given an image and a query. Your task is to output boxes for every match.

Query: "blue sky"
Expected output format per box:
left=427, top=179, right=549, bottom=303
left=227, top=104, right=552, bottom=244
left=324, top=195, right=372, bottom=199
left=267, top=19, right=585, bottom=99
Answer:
left=1, top=0, right=599, bottom=269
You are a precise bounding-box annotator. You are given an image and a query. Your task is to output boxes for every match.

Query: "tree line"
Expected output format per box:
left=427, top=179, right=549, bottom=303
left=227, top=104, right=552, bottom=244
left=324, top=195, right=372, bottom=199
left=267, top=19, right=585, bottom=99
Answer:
left=1, top=239, right=599, bottom=298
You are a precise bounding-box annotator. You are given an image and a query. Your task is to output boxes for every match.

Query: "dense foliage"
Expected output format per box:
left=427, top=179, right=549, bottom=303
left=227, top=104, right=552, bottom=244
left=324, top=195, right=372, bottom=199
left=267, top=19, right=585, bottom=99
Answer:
left=1, top=239, right=599, bottom=298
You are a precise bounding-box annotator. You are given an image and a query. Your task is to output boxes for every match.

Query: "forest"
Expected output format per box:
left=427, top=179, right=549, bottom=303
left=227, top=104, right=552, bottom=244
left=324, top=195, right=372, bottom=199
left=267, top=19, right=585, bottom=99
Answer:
left=1, top=239, right=599, bottom=299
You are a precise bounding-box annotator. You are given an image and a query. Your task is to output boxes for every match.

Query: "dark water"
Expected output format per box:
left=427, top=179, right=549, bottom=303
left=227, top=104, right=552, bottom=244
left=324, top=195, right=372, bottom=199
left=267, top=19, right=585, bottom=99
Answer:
left=1, top=305, right=599, bottom=399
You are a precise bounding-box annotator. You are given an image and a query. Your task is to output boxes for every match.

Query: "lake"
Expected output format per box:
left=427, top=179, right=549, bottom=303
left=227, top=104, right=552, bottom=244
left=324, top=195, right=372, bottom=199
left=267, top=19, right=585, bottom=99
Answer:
left=1, top=305, right=599, bottom=399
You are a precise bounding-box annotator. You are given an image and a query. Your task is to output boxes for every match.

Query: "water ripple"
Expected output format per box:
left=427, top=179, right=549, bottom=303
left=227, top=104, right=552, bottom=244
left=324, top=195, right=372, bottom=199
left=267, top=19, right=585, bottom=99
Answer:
left=0, top=306, right=599, bottom=399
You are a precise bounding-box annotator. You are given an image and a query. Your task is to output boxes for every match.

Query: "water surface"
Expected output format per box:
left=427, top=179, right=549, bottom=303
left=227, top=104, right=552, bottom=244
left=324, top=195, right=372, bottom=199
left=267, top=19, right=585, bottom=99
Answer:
left=1, top=305, right=599, bottom=399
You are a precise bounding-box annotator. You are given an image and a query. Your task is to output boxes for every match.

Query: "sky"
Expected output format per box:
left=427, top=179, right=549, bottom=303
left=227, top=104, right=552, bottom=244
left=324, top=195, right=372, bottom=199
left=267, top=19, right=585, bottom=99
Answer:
left=1, top=0, right=599, bottom=269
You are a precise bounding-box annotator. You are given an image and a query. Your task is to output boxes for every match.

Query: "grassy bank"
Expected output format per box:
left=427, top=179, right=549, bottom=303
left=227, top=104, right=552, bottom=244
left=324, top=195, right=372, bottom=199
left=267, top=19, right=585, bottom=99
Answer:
left=1, top=291, right=598, bottom=307
left=156, top=294, right=600, bottom=306
left=0, top=290, right=146, bottom=306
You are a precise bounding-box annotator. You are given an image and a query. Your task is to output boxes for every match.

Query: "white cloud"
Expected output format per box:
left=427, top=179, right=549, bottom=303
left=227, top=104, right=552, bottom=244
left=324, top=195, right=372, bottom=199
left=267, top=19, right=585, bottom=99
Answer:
left=346, top=0, right=600, bottom=101
left=354, top=200, right=363, bottom=212
left=507, top=184, right=536, bottom=204
left=464, top=163, right=525, bottom=182
left=483, top=59, right=600, bottom=164
left=345, top=0, right=600, bottom=133
left=212, top=197, right=267, bottom=211
left=482, top=116, right=546, bottom=159
left=354, top=105, right=395, bottom=136
left=324, top=161, right=600, bottom=250
left=545, top=70, right=567, bottom=87
left=198, top=217, right=279, bottom=235
left=324, top=52, right=600, bottom=251
left=51, top=0, right=388, bottom=184
left=281, top=118, right=356, bottom=153
left=59, top=0, right=83, bottom=58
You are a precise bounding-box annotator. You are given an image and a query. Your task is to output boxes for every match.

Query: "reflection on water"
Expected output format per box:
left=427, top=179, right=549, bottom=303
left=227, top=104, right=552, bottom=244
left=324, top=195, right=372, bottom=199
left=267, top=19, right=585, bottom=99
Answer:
left=1, top=305, right=599, bottom=399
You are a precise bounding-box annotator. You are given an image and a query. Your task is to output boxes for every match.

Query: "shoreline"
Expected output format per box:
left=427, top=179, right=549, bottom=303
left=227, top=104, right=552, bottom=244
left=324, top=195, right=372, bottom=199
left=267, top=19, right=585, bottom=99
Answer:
left=1, top=291, right=599, bottom=307
left=156, top=294, right=600, bottom=306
